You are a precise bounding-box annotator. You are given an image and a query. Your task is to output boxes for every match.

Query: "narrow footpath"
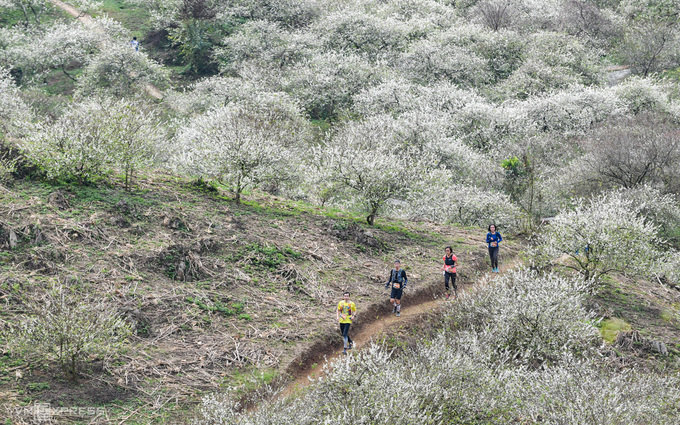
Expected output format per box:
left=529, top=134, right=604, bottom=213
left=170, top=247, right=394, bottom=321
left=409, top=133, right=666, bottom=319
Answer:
left=47, top=0, right=164, bottom=99
left=278, top=259, right=520, bottom=400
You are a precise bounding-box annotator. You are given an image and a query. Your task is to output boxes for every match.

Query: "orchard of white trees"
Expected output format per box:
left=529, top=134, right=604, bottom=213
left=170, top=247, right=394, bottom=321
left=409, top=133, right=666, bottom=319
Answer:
left=2, top=0, right=680, bottom=228
left=2, top=0, right=680, bottom=421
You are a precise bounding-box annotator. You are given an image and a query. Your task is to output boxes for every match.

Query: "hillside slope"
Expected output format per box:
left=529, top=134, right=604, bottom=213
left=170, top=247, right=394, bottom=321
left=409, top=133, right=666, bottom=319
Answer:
left=0, top=175, right=521, bottom=423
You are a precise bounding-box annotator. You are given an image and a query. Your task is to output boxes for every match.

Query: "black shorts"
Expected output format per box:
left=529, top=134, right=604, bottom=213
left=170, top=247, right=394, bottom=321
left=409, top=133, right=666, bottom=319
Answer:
left=390, top=287, right=403, bottom=300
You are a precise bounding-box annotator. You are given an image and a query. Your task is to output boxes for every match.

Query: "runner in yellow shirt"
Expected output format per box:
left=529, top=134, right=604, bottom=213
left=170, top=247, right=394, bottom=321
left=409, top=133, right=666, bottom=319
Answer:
left=337, top=292, right=356, bottom=355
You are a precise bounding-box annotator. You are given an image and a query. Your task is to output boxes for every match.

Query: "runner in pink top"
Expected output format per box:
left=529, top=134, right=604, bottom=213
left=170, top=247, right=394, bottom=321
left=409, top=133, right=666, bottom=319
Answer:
left=441, top=246, right=457, bottom=300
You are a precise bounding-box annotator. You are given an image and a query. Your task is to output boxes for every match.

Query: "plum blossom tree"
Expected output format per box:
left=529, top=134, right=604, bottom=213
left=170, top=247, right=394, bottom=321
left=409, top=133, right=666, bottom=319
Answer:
left=399, top=36, right=493, bottom=87
left=5, top=280, right=131, bottom=381
left=408, top=168, right=521, bottom=229
left=24, top=96, right=163, bottom=187
left=315, top=8, right=410, bottom=58
left=284, top=51, right=386, bottom=120
left=615, top=0, right=680, bottom=76
left=353, top=78, right=487, bottom=118
left=521, top=86, right=621, bottom=137
left=240, top=0, right=322, bottom=29
left=76, top=40, right=169, bottom=98
left=0, top=67, right=30, bottom=185
left=0, top=67, right=31, bottom=137
left=8, top=21, right=102, bottom=85
left=172, top=104, right=305, bottom=202
left=613, top=76, right=678, bottom=116
left=530, top=190, right=663, bottom=281
left=166, top=75, right=302, bottom=119
left=217, top=20, right=315, bottom=75
left=317, top=115, right=433, bottom=225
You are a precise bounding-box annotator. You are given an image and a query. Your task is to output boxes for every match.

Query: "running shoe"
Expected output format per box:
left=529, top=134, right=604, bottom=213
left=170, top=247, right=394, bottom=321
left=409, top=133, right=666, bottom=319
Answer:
left=396, top=311, right=401, bottom=317
left=446, top=293, right=450, bottom=300
left=393, top=306, right=397, bottom=314
left=348, top=342, right=353, bottom=350
left=342, top=349, right=347, bottom=355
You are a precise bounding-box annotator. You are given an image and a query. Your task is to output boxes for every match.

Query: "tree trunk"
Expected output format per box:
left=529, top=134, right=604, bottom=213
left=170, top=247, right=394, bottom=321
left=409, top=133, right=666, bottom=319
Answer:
left=366, top=203, right=379, bottom=225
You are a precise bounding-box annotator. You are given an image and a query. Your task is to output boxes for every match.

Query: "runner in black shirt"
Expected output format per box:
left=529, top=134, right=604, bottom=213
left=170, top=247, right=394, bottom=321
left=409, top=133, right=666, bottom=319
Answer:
left=385, top=260, right=407, bottom=317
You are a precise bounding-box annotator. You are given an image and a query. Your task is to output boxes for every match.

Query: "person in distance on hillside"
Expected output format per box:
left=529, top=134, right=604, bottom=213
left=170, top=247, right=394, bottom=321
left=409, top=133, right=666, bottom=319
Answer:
left=487, top=224, right=502, bottom=273
left=385, top=260, right=407, bottom=317
left=130, top=36, right=139, bottom=51
left=441, top=246, right=457, bottom=300
left=337, top=291, right=356, bottom=355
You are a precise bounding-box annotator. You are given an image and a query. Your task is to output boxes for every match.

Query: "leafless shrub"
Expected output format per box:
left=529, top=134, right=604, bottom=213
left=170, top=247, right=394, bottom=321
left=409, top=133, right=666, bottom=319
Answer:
left=475, top=0, right=514, bottom=31
left=617, top=20, right=680, bottom=77
left=559, top=0, right=617, bottom=41
left=577, top=113, right=680, bottom=190
left=4, top=280, right=132, bottom=381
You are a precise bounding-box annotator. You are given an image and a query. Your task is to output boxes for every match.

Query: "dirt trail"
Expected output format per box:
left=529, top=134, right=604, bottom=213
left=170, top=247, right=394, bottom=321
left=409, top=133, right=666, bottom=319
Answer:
left=48, top=0, right=92, bottom=23
left=277, top=259, right=520, bottom=400
left=47, top=0, right=164, bottom=100
left=280, top=297, right=443, bottom=398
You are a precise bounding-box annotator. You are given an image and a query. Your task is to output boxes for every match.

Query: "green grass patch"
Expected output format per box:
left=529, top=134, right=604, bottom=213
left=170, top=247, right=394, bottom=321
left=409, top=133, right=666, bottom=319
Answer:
left=95, top=0, right=152, bottom=38
left=228, top=243, right=302, bottom=271
left=660, top=309, right=677, bottom=323
left=25, top=382, right=50, bottom=393
left=661, top=67, right=680, bottom=82
left=42, top=67, right=83, bottom=96
left=226, top=367, right=278, bottom=392
left=0, top=4, right=71, bottom=28
left=186, top=296, right=244, bottom=317
left=598, top=318, right=632, bottom=343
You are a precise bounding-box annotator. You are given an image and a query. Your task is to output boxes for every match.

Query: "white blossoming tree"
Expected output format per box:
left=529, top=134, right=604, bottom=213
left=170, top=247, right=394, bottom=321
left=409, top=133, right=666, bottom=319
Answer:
left=6, top=280, right=131, bottom=381
left=24, top=96, right=163, bottom=187
left=408, top=167, right=522, bottom=229
left=315, top=8, right=410, bottom=57
left=317, top=116, right=433, bottom=225
left=530, top=190, right=663, bottom=281
left=11, top=21, right=102, bottom=84
left=172, top=104, right=305, bottom=203
left=76, top=41, right=169, bottom=98
left=0, top=67, right=31, bottom=137
left=284, top=51, right=386, bottom=120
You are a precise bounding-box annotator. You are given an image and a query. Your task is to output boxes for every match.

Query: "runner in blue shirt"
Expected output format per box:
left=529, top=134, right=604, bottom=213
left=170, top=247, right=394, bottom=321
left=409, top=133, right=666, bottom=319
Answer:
left=486, top=224, right=502, bottom=273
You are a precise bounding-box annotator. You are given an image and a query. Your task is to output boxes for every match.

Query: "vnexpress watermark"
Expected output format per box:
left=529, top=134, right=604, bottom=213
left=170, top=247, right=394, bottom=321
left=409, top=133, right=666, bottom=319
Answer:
left=14, top=403, right=106, bottom=422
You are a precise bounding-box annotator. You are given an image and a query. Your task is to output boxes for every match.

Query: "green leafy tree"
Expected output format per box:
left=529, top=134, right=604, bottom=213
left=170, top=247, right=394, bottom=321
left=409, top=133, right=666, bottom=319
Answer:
left=168, top=0, right=220, bottom=75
